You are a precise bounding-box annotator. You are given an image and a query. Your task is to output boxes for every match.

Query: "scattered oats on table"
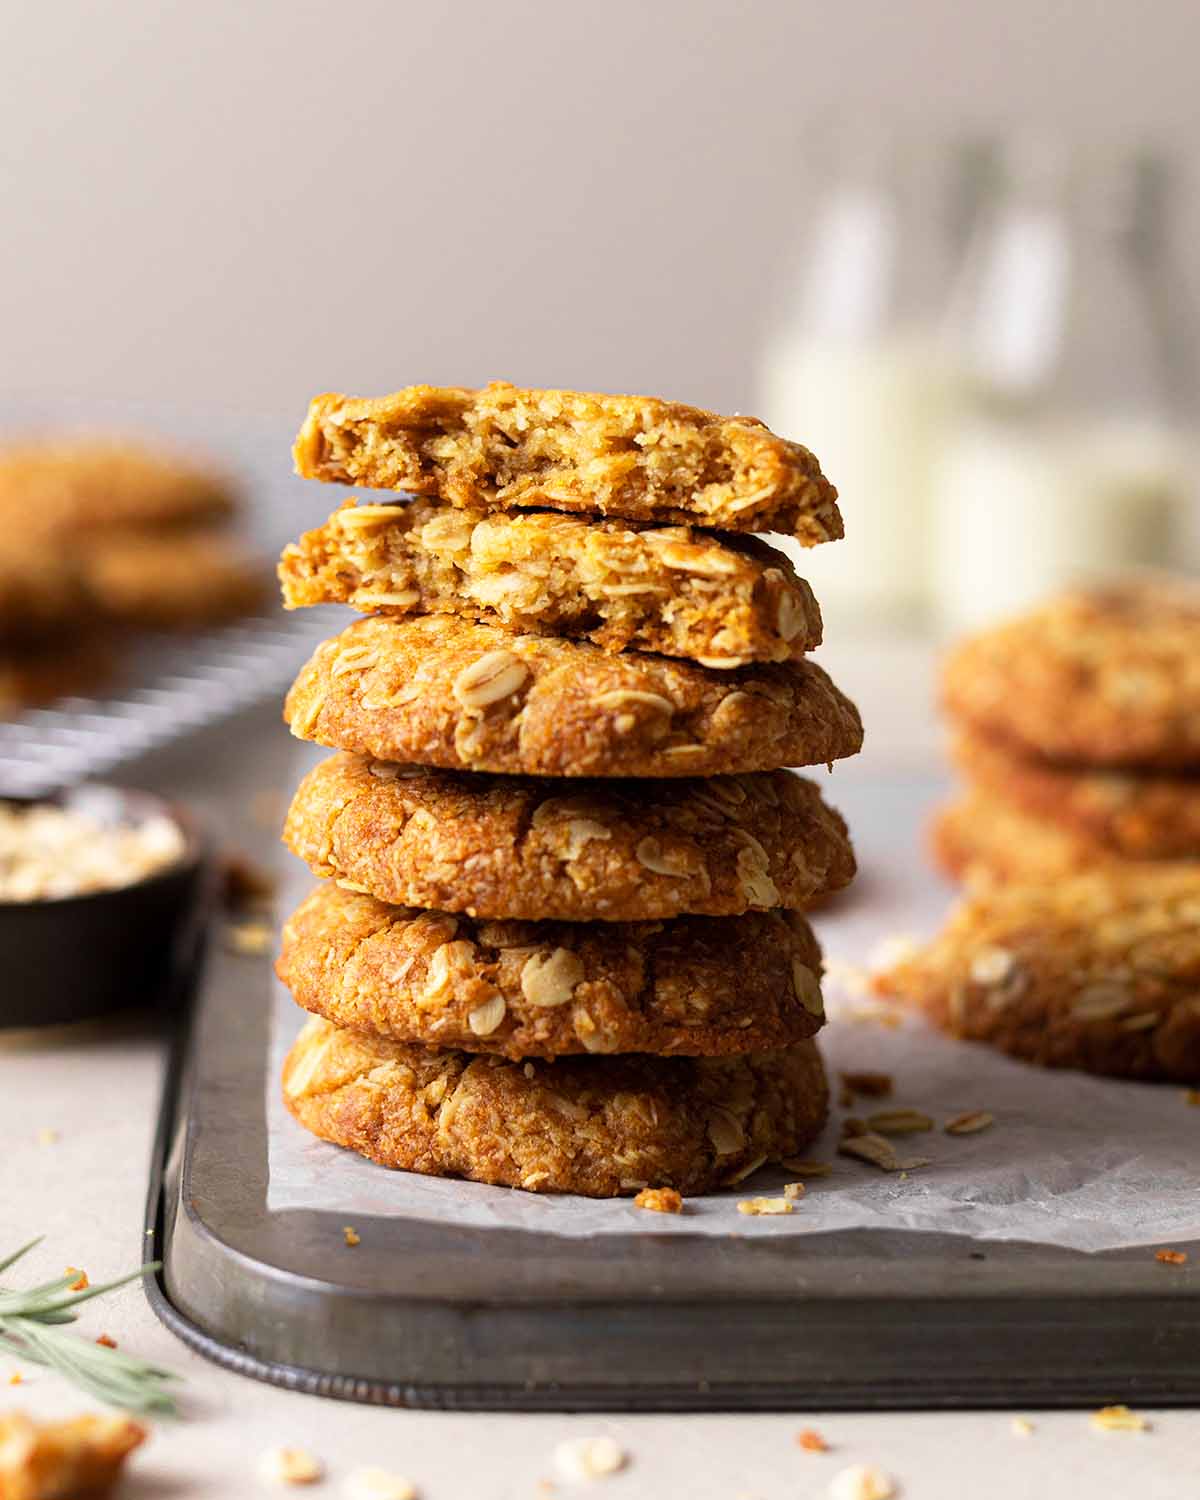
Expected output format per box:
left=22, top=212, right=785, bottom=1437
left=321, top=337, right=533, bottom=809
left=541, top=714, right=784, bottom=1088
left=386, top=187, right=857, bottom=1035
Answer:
left=737, top=1197, right=792, bottom=1216
left=828, top=1463, right=895, bottom=1500
left=633, top=1187, right=683, bottom=1214
left=1090, top=1405, right=1150, bottom=1433
left=1011, top=1417, right=1035, bottom=1437
left=258, top=1445, right=326, bottom=1484
left=553, top=1436, right=626, bottom=1481
left=838, top=1132, right=930, bottom=1173
left=342, top=1467, right=419, bottom=1500
left=944, top=1110, right=994, bottom=1136
left=866, top=1108, right=933, bottom=1136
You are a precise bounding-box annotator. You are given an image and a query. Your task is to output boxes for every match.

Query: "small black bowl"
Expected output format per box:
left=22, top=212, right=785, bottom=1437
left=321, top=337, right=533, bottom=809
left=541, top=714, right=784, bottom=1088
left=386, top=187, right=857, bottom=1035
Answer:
left=0, top=785, right=209, bottom=1030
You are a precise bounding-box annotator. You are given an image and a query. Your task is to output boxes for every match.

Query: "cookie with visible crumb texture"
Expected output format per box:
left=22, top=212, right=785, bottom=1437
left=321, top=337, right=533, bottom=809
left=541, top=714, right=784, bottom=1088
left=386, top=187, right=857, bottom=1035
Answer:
left=930, top=791, right=1124, bottom=887
left=943, top=580, right=1200, bottom=769
left=283, top=1014, right=830, bottom=1195
left=277, top=883, right=827, bottom=1058
left=293, top=382, right=842, bottom=544
left=283, top=752, right=855, bottom=921
left=279, top=498, right=823, bottom=664
left=952, top=729, right=1200, bottom=862
left=284, top=615, right=862, bottom=778
left=877, top=866, right=1200, bottom=1081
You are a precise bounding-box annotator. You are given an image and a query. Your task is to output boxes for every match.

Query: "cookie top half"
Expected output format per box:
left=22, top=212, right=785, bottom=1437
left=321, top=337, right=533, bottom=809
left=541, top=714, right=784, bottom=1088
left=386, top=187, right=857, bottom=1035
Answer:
left=293, top=382, right=842, bottom=545
left=277, top=883, right=827, bottom=1059
left=944, top=580, right=1200, bottom=768
left=284, top=615, right=862, bottom=779
left=279, top=498, right=822, bottom=665
left=282, top=752, right=856, bottom=922
left=283, top=1015, right=830, bottom=1196
left=878, top=866, right=1200, bottom=1083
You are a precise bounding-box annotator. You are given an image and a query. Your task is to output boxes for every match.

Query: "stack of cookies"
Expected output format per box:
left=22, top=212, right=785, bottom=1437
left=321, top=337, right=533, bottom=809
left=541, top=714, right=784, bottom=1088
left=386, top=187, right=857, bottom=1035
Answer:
left=879, top=578, right=1200, bottom=1085
left=0, top=439, right=264, bottom=709
left=275, top=382, right=863, bottom=1197
left=932, top=580, right=1200, bottom=886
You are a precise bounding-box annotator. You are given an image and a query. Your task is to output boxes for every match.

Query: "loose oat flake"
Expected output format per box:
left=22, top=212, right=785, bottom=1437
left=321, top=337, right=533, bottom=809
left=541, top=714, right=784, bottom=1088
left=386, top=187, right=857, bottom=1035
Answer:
left=343, top=1467, right=418, bottom=1500
left=1090, top=1405, right=1150, bottom=1433
left=1011, top=1417, right=1034, bottom=1437
left=343, top=1226, right=361, bottom=1247
left=737, top=1197, right=793, bottom=1216
left=258, top=1446, right=326, bottom=1484
left=828, top=1463, right=895, bottom=1500
left=944, top=1111, right=995, bottom=1136
left=554, top=1436, right=627, bottom=1481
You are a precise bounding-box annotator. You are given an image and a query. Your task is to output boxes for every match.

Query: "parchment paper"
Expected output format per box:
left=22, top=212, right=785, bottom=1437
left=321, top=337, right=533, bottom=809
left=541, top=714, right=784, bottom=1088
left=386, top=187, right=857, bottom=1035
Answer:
left=266, top=774, right=1200, bottom=1250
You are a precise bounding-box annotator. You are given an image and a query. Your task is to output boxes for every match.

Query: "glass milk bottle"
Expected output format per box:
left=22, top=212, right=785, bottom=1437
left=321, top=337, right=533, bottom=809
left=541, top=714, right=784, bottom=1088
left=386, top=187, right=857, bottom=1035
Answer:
left=758, top=136, right=976, bottom=624
left=932, top=144, right=1195, bottom=632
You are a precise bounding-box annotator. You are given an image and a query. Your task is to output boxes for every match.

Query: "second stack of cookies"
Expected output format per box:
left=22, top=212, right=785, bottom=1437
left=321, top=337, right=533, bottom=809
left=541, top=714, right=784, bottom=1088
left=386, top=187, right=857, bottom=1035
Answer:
left=275, top=382, right=864, bottom=1197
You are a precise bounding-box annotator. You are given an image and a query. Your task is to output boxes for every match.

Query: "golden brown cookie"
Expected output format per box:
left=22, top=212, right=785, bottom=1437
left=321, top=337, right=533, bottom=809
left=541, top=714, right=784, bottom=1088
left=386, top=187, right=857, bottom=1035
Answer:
left=284, top=615, right=863, bottom=779
left=0, top=540, right=91, bottom=641
left=951, top=729, right=1200, bottom=862
left=877, top=866, right=1200, bottom=1082
left=943, top=579, right=1200, bottom=769
left=283, top=1014, right=830, bottom=1195
left=293, top=382, right=842, bottom=544
left=82, top=531, right=267, bottom=629
left=279, top=498, right=822, bottom=664
left=283, top=752, right=855, bottom=922
left=929, top=791, right=1116, bottom=888
left=0, top=637, right=114, bottom=715
left=277, top=883, right=827, bottom=1059
left=0, top=439, right=235, bottom=537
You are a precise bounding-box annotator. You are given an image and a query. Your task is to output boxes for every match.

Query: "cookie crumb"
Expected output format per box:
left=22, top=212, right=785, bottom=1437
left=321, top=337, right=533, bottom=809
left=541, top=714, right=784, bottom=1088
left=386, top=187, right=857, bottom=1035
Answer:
left=95, top=1334, right=117, bottom=1349
left=1155, top=1248, right=1187, bottom=1265
left=36, top=1128, right=58, bottom=1146
left=783, top=1182, right=806, bottom=1202
left=343, top=1226, right=361, bottom=1247
left=1090, top=1405, right=1149, bottom=1433
left=829, top=1463, right=894, bottom=1500
left=633, top=1187, right=682, bottom=1214
left=737, top=1197, right=793, bottom=1216
left=65, top=1267, right=88, bottom=1291
left=1011, top=1417, right=1034, bottom=1437
left=553, top=1436, right=626, bottom=1481
left=342, top=1467, right=418, bottom=1500
left=8, top=1372, right=22, bottom=1385
left=840, top=1071, right=893, bottom=1098
left=258, top=1446, right=325, bottom=1485
left=796, top=1427, right=828, bottom=1452
left=944, top=1110, right=994, bottom=1135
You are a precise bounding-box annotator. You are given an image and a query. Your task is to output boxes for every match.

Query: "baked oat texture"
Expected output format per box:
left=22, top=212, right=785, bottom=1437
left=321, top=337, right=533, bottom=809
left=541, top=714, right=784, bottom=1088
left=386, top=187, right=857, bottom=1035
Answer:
left=81, top=530, right=266, bottom=628
left=943, top=579, right=1200, bottom=768
left=877, top=865, right=1200, bottom=1082
left=283, top=752, right=856, bottom=922
left=279, top=498, right=823, bottom=663
left=277, top=882, right=828, bottom=1058
left=293, top=382, right=842, bottom=544
left=0, top=540, right=92, bottom=641
left=283, top=1015, right=830, bottom=1195
left=929, top=790, right=1121, bottom=887
left=284, top=615, right=863, bottom=778
left=0, top=1410, right=146, bottom=1499
left=0, top=439, right=235, bottom=537
left=952, top=729, right=1200, bottom=861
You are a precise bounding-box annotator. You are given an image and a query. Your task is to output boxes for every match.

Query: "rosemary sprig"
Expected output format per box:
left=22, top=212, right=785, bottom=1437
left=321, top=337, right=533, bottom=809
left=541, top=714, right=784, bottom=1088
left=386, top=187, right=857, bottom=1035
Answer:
left=0, top=1238, right=178, bottom=1415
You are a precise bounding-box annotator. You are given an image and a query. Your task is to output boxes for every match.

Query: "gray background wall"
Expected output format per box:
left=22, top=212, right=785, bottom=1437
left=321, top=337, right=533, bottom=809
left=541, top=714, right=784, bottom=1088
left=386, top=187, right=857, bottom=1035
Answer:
left=3, top=0, right=1198, bottom=424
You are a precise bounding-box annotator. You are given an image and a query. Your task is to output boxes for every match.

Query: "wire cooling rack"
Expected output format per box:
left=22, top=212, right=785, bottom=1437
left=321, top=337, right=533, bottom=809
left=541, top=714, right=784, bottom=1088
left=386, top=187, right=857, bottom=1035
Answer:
left=0, top=610, right=335, bottom=798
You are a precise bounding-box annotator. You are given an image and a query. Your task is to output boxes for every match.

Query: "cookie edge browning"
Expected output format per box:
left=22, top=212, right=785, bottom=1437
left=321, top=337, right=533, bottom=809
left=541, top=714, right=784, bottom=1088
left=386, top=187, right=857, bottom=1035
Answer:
left=282, top=615, right=864, bottom=779
left=276, top=883, right=827, bottom=1058
left=292, top=383, right=843, bottom=544
left=282, top=1015, right=831, bottom=1196
left=281, top=751, right=858, bottom=921
left=877, top=871, right=1200, bottom=1083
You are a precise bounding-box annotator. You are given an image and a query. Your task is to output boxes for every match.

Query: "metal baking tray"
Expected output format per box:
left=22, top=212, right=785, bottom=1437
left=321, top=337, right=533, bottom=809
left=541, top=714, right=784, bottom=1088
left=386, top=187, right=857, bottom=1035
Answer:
left=144, top=770, right=1200, bottom=1412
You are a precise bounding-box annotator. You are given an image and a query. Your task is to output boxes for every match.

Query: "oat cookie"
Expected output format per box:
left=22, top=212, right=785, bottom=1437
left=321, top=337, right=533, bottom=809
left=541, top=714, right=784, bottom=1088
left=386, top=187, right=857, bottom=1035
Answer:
left=283, top=1014, right=830, bottom=1195
left=284, top=616, right=862, bottom=778
left=877, top=866, right=1200, bottom=1082
left=0, top=439, right=235, bottom=537
left=929, top=791, right=1117, bottom=887
left=82, top=531, right=266, bottom=628
left=279, top=498, right=822, bottom=663
left=284, top=752, right=855, bottom=921
left=0, top=637, right=113, bottom=714
left=277, top=883, right=827, bottom=1058
left=943, top=580, right=1200, bottom=769
left=952, top=730, right=1200, bottom=862
left=293, top=382, right=841, bottom=544
left=0, top=540, right=91, bottom=640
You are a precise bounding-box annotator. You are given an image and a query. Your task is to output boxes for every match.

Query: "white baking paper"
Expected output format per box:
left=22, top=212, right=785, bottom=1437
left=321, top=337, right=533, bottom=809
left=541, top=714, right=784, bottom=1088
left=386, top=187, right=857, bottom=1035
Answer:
left=265, top=773, right=1200, bottom=1250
